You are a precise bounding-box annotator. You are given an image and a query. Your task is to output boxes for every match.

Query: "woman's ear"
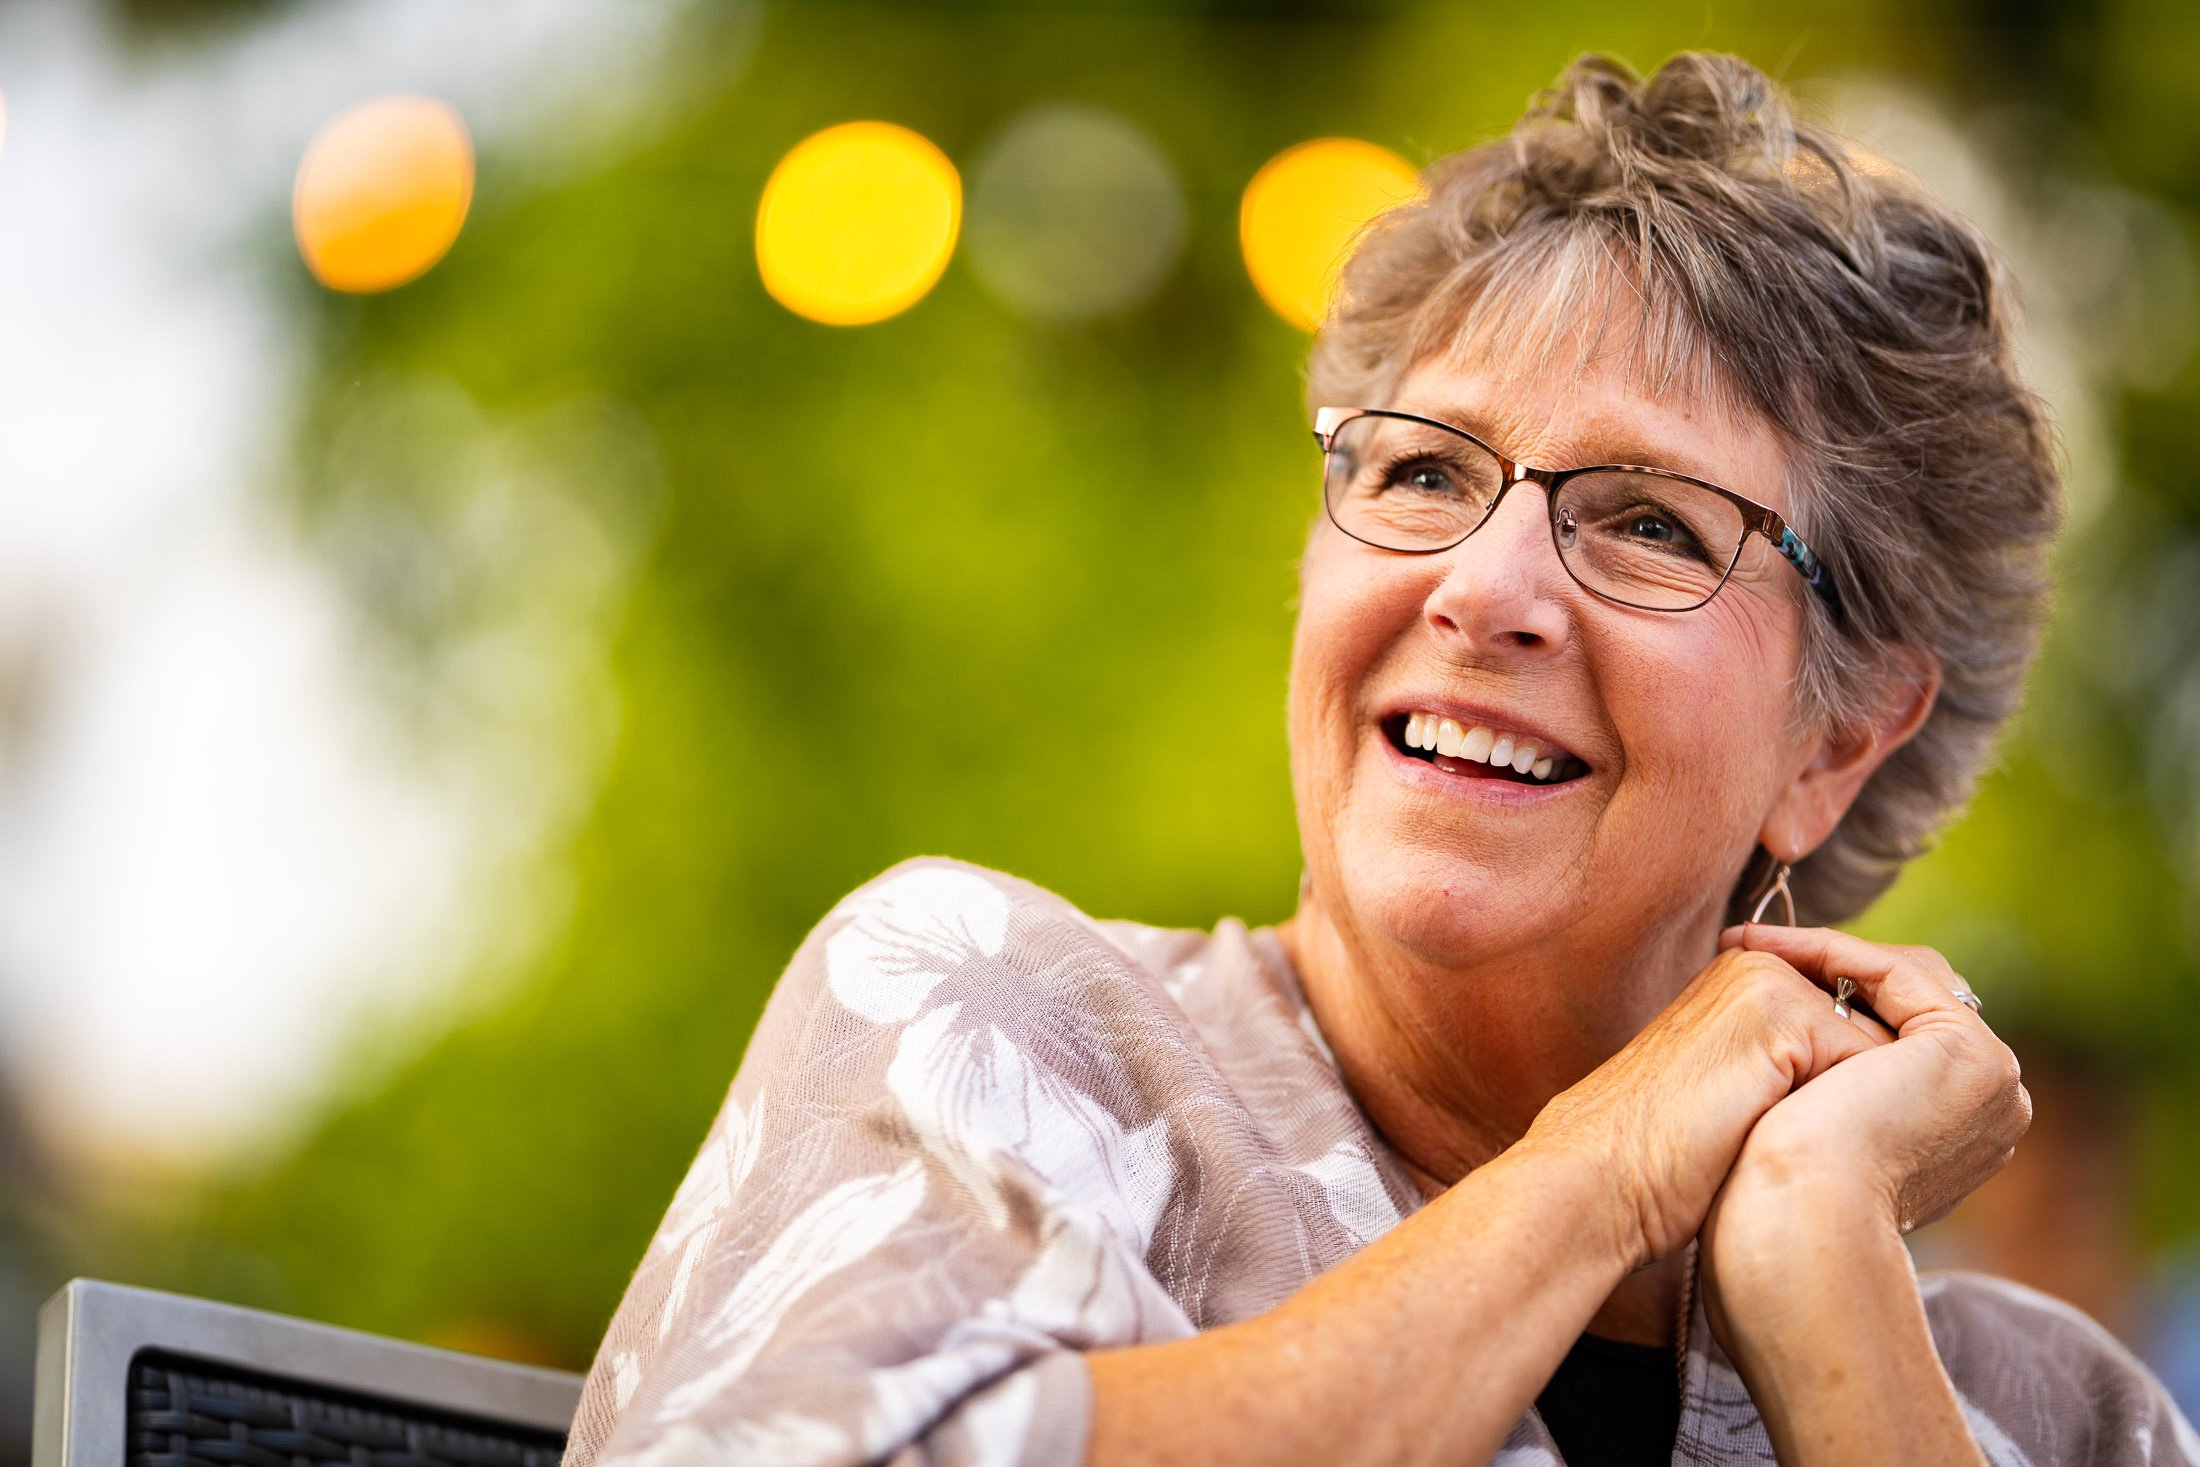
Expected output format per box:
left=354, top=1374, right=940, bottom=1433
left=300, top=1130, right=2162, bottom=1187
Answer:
left=1760, top=647, right=1941, bottom=862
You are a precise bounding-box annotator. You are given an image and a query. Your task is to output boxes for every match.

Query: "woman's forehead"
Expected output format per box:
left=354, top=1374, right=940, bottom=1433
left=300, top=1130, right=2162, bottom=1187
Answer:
left=1380, top=229, right=1790, bottom=487
left=1387, top=349, right=1790, bottom=502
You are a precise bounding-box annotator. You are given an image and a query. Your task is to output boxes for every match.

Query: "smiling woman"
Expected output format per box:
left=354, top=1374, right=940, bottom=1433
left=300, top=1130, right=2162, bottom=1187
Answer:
left=556, top=51, right=2196, bottom=1467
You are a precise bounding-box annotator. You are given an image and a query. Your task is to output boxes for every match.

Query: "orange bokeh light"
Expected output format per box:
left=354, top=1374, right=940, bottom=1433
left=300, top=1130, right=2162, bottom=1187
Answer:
left=1239, top=138, right=1420, bottom=332
left=293, top=95, right=474, bottom=294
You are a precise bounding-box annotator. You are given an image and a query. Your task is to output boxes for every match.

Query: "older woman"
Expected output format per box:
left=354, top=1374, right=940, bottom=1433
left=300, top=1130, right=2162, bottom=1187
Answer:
left=560, top=51, right=2195, bottom=1467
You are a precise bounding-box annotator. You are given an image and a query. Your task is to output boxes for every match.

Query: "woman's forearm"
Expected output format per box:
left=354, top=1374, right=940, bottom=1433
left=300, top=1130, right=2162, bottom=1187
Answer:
left=1083, top=1136, right=1633, bottom=1467
left=1705, top=1176, right=1986, bottom=1467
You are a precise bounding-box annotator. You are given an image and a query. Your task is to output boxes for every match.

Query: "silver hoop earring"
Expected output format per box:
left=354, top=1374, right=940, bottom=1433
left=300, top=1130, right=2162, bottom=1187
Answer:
left=1746, top=859, right=1859, bottom=1017
left=1747, top=861, right=1795, bottom=928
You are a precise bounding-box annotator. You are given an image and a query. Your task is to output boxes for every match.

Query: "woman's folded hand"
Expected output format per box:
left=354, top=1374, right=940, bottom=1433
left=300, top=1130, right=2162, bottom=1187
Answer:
left=1677, top=927, right=2027, bottom=1467
left=1704, top=924, right=2030, bottom=1248
left=1523, top=941, right=1900, bottom=1270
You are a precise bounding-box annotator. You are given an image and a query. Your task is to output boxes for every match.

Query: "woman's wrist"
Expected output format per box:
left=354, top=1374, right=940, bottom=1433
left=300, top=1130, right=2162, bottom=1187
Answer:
left=1703, top=1178, right=1985, bottom=1467
left=1508, top=1115, right=1664, bottom=1278
left=1095, top=1127, right=1641, bottom=1467
left=1705, top=1156, right=1898, bottom=1281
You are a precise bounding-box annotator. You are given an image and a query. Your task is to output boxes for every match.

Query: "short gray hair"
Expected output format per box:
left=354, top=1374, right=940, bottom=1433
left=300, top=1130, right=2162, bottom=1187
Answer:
left=1305, top=50, right=2062, bottom=924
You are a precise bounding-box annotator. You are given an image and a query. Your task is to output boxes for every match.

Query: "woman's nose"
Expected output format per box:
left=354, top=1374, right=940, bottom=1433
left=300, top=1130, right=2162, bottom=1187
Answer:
left=1422, top=479, right=1574, bottom=654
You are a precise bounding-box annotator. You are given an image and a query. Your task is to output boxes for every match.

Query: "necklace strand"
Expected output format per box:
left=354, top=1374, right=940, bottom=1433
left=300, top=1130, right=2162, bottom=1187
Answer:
left=1673, top=1239, right=1698, bottom=1390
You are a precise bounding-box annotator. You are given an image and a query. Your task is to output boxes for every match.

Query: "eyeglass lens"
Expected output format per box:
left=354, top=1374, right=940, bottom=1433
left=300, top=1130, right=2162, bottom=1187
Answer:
left=1321, top=414, right=1749, bottom=612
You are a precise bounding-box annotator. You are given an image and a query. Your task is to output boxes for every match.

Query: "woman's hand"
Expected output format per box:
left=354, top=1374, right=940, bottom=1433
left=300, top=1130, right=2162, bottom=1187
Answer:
left=1524, top=942, right=1898, bottom=1269
left=1706, top=924, right=2028, bottom=1244
left=1686, top=927, right=2026, bottom=1467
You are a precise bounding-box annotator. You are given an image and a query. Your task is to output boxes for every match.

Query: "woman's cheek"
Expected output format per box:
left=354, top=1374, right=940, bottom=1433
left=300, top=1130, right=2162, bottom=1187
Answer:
left=1598, top=630, right=1777, bottom=835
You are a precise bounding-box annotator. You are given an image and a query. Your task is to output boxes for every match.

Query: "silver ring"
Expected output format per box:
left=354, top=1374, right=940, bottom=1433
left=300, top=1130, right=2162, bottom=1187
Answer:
left=1833, top=976, right=1859, bottom=1020
left=1952, top=987, right=1982, bottom=1015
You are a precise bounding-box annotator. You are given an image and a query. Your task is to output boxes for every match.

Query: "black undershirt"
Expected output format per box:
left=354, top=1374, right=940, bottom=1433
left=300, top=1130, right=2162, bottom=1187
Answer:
left=1534, top=1331, right=1681, bottom=1466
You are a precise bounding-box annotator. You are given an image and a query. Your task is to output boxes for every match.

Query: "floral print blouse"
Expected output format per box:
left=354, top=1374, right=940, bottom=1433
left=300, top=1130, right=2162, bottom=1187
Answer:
left=561, top=858, right=2200, bottom=1466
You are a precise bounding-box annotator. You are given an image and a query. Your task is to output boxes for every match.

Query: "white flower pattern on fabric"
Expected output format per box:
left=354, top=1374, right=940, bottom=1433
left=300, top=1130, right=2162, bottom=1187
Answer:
left=653, top=1093, right=765, bottom=1342
left=888, top=1003, right=1176, bottom=1249
left=888, top=1000, right=1192, bottom=1344
left=942, top=1370, right=1040, bottom=1467
left=854, top=1341, right=1023, bottom=1461
left=716, top=1415, right=850, bottom=1466
left=1288, top=1139, right=1404, bottom=1248
left=653, top=1161, right=927, bottom=1423
left=826, top=866, right=1012, bottom=1022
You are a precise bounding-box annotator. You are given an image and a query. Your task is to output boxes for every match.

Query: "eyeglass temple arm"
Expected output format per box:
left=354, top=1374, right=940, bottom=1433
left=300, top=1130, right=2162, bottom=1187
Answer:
left=1312, top=406, right=1356, bottom=446
left=1769, top=520, right=1842, bottom=615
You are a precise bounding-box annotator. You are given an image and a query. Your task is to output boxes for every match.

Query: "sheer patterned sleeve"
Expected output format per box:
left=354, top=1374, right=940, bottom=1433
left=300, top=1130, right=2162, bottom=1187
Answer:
left=560, top=859, right=1197, bottom=1467
left=1919, top=1272, right=2200, bottom=1466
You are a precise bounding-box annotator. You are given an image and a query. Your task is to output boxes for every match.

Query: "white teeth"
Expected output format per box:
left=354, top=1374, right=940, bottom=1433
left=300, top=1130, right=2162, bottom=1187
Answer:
left=1400, top=711, right=1572, bottom=781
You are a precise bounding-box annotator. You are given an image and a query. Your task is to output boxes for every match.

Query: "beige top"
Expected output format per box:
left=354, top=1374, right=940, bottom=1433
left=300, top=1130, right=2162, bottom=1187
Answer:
left=562, top=857, right=2200, bottom=1466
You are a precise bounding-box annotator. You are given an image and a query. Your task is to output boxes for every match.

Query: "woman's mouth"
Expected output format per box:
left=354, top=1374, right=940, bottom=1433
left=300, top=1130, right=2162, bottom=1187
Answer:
left=1382, top=713, right=1590, bottom=786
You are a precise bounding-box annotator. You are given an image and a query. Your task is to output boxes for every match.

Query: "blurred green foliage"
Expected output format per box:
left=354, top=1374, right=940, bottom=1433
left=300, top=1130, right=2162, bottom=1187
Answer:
left=91, top=0, right=2200, bottom=1368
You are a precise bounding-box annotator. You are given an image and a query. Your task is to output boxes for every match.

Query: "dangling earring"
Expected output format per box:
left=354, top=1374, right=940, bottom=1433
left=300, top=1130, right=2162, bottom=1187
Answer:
left=1748, top=857, right=1859, bottom=1017
left=1747, top=859, right=1795, bottom=927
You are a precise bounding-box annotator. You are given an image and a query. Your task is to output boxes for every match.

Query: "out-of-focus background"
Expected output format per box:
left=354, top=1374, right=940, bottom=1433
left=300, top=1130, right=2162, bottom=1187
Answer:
left=4, top=0, right=2199, bottom=1452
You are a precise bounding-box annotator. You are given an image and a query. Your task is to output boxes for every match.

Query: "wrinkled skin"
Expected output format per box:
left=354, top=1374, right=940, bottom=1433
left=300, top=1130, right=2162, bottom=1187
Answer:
left=1279, top=334, right=2028, bottom=1342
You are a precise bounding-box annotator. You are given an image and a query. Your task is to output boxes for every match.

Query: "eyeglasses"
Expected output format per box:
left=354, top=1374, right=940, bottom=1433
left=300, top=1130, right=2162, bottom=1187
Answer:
left=1312, top=406, right=1842, bottom=616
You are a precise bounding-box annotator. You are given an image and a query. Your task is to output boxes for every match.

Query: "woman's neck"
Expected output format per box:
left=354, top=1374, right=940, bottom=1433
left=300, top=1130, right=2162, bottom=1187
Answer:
left=1273, top=882, right=1721, bottom=1189
left=1273, top=889, right=1719, bottom=1349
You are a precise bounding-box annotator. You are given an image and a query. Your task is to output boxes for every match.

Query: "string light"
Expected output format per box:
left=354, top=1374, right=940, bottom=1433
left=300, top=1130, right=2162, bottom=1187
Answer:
left=294, top=95, right=474, bottom=294
left=756, top=121, right=961, bottom=326
left=1240, top=138, right=1420, bottom=331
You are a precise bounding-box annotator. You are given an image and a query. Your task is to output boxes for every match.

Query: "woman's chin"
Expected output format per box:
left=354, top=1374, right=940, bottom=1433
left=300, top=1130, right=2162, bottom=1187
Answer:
left=1343, top=857, right=1561, bottom=968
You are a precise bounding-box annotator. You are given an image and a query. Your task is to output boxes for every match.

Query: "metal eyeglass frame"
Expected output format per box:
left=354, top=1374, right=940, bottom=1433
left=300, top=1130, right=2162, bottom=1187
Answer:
left=1312, top=406, right=1843, bottom=617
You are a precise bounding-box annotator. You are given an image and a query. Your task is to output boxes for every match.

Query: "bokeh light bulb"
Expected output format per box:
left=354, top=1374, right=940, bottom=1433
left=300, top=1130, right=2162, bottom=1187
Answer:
left=966, top=103, right=1185, bottom=323
left=1240, top=138, right=1421, bottom=332
left=756, top=121, right=961, bottom=326
left=294, top=95, right=475, bottom=294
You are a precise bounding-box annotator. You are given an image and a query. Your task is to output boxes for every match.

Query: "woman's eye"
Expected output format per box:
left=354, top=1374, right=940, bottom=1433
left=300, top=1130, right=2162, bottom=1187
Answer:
left=1618, top=507, right=1712, bottom=560
left=1389, top=460, right=1456, bottom=495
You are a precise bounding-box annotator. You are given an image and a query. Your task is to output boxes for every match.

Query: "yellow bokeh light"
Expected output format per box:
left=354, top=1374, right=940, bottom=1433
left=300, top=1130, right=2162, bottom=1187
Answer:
left=756, top=121, right=962, bottom=326
left=294, top=95, right=474, bottom=294
left=1240, top=138, right=1421, bottom=332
